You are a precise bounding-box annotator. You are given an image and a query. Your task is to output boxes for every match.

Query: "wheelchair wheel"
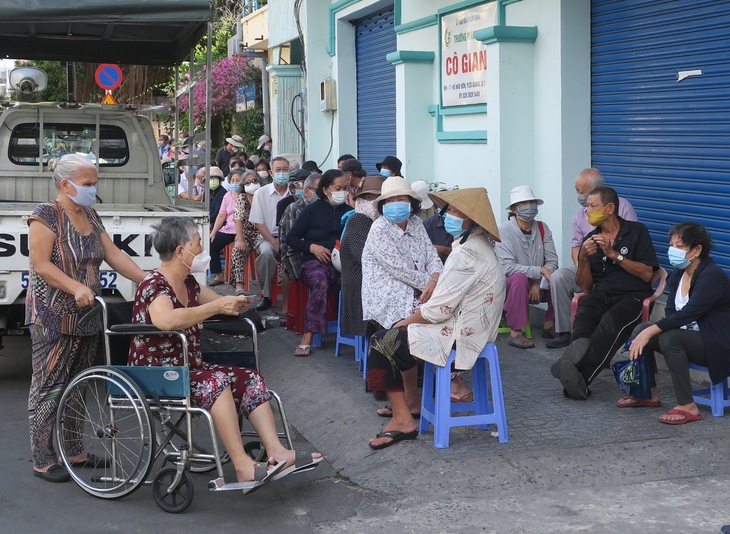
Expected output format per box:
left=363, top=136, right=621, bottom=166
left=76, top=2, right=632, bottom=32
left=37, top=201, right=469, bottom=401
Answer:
left=152, top=467, right=195, bottom=513
left=56, top=366, right=154, bottom=499
left=159, top=412, right=229, bottom=473
left=244, top=440, right=267, bottom=462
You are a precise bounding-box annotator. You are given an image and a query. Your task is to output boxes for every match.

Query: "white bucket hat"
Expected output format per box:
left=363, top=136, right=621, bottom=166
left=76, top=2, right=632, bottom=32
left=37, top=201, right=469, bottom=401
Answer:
left=410, top=180, right=433, bottom=209
left=506, top=185, right=544, bottom=211
left=373, top=176, right=421, bottom=205
left=225, top=135, right=245, bottom=149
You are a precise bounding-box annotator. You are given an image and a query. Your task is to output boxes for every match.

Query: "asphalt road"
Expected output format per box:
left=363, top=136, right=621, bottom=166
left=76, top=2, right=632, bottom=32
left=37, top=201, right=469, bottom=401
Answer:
left=4, top=319, right=730, bottom=533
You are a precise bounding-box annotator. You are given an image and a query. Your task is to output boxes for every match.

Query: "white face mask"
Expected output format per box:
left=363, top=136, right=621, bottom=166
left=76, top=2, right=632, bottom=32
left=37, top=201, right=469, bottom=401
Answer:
left=257, top=171, right=269, bottom=179
left=180, top=247, right=210, bottom=273
left=328, top=190, right=348, bottom=206
left=244, top=182, right=261, bottom=195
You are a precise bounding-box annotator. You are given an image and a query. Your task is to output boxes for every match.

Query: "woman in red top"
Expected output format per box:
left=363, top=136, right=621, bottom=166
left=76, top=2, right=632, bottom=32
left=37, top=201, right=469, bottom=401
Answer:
left=129, top=217, right=321, bottom=488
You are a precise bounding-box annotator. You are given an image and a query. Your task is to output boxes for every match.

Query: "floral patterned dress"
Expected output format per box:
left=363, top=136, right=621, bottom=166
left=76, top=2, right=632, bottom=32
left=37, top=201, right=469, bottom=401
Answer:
left=229, top=193, right=260, bottom=285
left=128, top=271, right=271, bottom=415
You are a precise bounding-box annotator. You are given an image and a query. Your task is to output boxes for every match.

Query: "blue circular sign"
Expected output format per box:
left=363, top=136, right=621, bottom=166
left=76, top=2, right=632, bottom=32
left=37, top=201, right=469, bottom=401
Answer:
left=95, top=64, right=123, bottom=90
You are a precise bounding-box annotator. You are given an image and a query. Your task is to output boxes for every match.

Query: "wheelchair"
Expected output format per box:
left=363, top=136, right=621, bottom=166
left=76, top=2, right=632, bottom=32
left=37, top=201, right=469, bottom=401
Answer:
left=54, top=296, right=293, bottom=513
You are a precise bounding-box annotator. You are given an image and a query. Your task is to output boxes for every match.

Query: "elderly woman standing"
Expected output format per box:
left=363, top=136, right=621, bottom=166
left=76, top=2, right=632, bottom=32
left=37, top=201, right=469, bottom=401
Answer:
left=496, top=186, right=559, bottom=349
left=286, top=169, right=353, bottom=356
left=366, top=188, right=505, bottom=449
left=129, top=218, right=321, bottom=486
left=229, top=170, right=262, bottom=295
left=26, top=154, right=146, bottom=482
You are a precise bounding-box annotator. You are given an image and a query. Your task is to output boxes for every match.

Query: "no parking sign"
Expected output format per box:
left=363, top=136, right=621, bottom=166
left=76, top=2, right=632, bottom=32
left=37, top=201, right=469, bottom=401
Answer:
left=95, top=64, right=123, bottom=104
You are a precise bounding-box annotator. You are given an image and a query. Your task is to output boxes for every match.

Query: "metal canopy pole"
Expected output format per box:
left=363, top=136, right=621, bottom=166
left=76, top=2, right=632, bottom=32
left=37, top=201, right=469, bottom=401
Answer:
left=204, top=20, right=212, bottom=216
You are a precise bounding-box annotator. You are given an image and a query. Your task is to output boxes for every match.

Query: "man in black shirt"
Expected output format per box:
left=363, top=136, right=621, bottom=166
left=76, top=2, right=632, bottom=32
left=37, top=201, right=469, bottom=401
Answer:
left=215, top=134, right=245, bottom=176
left=552, top=187, right=658, bottom=400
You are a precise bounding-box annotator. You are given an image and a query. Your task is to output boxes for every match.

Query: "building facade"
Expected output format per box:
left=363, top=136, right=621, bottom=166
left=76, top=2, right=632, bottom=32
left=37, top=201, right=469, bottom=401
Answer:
left=248, top=0, right=730, bottom=272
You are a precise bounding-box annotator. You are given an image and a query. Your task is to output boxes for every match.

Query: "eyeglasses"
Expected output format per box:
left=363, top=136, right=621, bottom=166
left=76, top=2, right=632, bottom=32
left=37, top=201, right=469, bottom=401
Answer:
left=243, top=180, right=258, bottom=186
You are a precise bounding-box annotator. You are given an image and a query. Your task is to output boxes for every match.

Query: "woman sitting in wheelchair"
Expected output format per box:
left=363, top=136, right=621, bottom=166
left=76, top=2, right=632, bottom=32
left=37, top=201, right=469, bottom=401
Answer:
left=129, top=217, right=321, bottom=486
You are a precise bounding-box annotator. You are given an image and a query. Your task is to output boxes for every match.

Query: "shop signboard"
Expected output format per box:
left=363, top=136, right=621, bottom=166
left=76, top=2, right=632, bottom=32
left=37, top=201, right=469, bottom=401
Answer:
left=236, top=84, right=256, bottom=112
left=440, top=3, right=497, bottom=107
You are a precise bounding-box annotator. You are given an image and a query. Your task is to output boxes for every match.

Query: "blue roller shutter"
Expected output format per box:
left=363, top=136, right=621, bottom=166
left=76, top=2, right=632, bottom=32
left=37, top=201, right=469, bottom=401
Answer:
left=592, top=0, right=730, bottom=272
left=355, top=7, right=396, bottom=175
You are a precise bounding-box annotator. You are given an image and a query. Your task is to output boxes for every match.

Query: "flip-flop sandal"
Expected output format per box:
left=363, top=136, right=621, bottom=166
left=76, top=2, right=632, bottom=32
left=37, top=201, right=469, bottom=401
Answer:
left=235, top=289, right=248, bottom=296
left=368, top=429, right=419, bottom=450
left=271, top=451, right=324, bottom=481
left=293, top=345, right=311, bottom=357
left=376, top=405, right=420, bottom=419
left=208, top=279, right=224, bottom=287
left=658, top=408, right=702, bottom=425
left=615, top=396, right=661, bottom=408
left=242, top=460, right=286, bottom=494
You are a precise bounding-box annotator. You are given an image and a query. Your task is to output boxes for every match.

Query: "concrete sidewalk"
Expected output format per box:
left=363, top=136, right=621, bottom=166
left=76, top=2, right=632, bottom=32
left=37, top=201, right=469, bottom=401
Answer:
left=252, top=295, right=730, bottom=533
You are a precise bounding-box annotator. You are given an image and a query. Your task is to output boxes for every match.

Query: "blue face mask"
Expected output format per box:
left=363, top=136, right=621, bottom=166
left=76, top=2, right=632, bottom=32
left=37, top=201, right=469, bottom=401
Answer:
left=294, top=189, right=304, bottom=198
left=379, top=168, right=391, bottom=178
left=67, top=181, right=97, bottom=207
left=382, top=201, right=411, bottom=223
left=273, top=172, right=289, bottom=186
left=667, top=246, right=696, bottom=270
left=228, top=183, right=241, bottom=193
left=444, top=214, right=465, bottom=237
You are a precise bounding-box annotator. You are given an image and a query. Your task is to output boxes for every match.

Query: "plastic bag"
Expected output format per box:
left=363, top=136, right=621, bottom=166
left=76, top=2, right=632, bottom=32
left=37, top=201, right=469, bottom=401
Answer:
left=611, top=356, right=652, bottom=400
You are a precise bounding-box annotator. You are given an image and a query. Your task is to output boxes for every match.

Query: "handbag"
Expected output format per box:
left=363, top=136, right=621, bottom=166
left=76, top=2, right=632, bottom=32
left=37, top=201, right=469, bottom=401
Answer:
left=611, top=356, right=652, bottom=400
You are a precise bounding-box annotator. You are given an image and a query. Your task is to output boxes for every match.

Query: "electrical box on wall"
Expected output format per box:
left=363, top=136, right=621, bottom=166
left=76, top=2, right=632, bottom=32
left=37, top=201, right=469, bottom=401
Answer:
left=320, top=78, right=337, bottom=111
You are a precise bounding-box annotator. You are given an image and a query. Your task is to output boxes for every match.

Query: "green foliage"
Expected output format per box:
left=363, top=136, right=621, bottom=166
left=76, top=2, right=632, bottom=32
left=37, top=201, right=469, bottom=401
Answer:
left=234, top=107, right=265, bottom=155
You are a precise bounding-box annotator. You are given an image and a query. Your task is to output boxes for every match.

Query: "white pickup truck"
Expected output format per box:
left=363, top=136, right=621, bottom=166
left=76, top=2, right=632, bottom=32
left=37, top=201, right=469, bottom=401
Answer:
left=0, top=0, right=216, bottom=349
left=0, top=104, right=209, bottom=344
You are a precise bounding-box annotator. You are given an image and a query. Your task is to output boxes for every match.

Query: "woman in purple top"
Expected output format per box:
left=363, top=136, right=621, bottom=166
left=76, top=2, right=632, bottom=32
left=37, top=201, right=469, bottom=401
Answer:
left=26, top=154, right=146, bottom=483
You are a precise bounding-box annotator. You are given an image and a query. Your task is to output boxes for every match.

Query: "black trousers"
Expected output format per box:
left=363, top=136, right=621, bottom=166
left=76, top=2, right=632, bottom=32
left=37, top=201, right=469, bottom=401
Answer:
left=571, top=291, right=646, bottom=384
left=209, top=231, right=236, bottom=274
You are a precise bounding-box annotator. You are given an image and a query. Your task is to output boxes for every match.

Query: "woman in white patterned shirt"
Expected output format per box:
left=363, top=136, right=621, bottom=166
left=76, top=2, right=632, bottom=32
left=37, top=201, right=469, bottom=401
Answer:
left=365, top=187, right=505, bottom=450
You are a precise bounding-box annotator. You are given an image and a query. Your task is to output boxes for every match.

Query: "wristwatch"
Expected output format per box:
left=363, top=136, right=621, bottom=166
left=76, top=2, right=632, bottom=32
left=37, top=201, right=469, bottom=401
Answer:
left=616, top=254, right=625, bottom=263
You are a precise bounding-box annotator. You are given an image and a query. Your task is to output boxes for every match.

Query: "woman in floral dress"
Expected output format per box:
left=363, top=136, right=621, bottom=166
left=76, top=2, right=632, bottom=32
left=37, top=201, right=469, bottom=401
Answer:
left=229, top=170, right=261, bottom=295
left=128, top=217, right=320, bottom=487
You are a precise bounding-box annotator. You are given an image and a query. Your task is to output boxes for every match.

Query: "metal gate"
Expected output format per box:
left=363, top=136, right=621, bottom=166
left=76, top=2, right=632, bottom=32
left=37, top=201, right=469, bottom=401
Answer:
left=592, top=0, right=730, bottom=270
left=355, top=7, right=396, bottom=175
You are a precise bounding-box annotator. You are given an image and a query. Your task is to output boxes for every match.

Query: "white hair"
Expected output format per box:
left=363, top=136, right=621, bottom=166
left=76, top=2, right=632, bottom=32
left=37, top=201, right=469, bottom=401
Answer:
left=49, top=154, right=96, bottom=189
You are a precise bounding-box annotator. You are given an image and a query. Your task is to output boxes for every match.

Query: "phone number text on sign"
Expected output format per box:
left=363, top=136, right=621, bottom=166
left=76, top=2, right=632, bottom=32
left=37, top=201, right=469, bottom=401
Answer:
left=440, top=3, right=497, bottom=107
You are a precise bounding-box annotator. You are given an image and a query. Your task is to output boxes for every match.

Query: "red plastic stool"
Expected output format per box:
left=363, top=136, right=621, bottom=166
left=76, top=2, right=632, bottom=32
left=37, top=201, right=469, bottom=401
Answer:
left=286, top=279, right=307, bottom=334
left=243, top=250, right=257, bottom=292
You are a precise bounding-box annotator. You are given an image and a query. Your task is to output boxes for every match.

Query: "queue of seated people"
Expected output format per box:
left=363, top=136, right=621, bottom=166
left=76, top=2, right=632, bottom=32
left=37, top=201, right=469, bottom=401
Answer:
left=199, top=150, right=730, bottom=443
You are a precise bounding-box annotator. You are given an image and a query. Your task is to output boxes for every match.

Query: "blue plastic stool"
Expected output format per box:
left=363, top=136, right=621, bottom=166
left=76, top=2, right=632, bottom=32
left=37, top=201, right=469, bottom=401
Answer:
left=419, top=343, right=508, bottom=448
left=688, top=363, right=730, bottom=416
left=312, top=318, right=337, bottom=349
left=335, top=293, right=359, bottom=358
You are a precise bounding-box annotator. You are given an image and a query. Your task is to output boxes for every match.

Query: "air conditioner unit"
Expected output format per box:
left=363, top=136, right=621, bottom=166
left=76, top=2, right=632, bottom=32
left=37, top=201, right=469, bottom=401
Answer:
left=320, top=78, right=337, bottom=112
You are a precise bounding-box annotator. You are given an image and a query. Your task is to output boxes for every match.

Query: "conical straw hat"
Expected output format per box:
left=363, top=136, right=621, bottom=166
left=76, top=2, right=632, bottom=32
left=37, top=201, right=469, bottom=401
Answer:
left=429, top=188, right=500, bottom=242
